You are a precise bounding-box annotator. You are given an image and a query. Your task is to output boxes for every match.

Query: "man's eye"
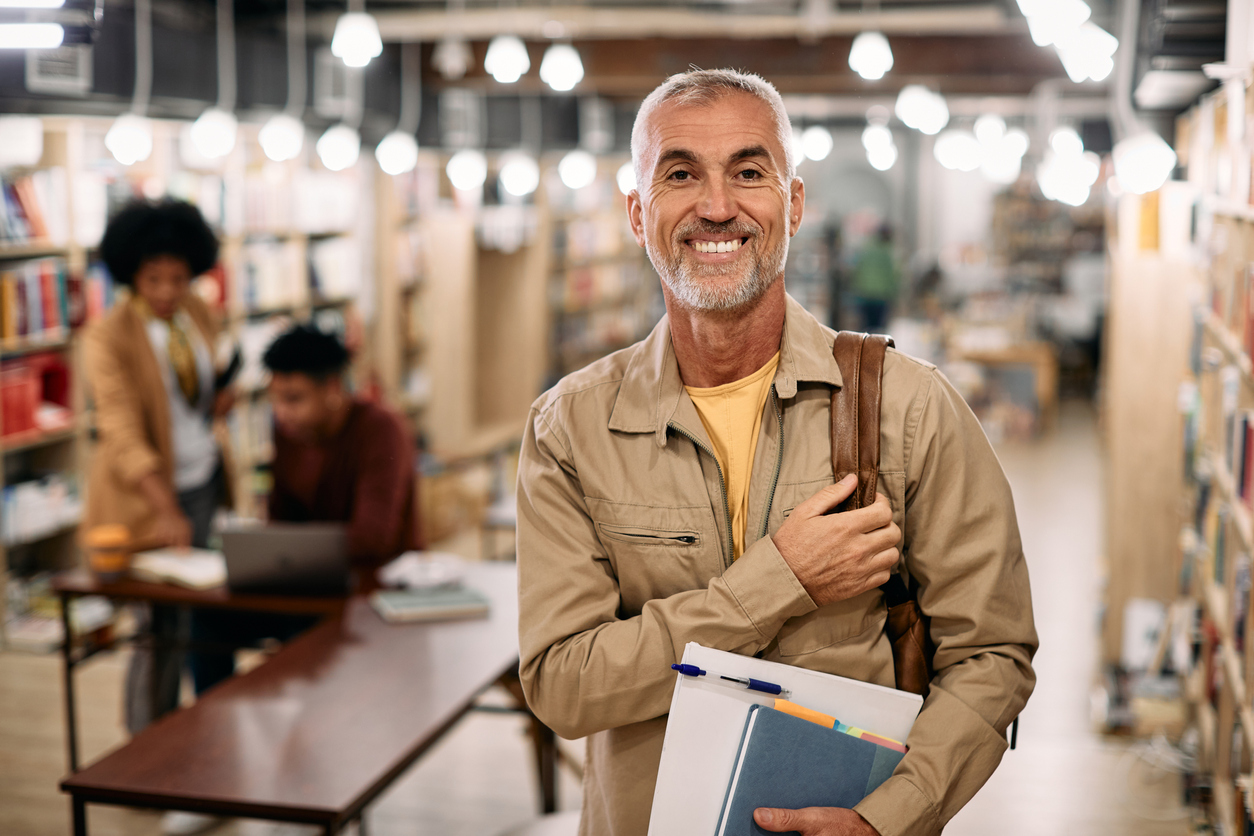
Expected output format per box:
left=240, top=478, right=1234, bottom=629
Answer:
left=739, top=169, right=761, bottom=180
left=669, top=170, right=691, bottom=181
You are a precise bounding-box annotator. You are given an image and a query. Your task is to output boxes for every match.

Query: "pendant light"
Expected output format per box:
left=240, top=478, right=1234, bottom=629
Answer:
left=191, top=0, right=238, bottom=159
left=105, top=0, right=153, bottom=165
left=375, top=42, right=420, bottom=176
left=331, top=0, right=382, bottom=68
left=260, top=0, right=307, bottom=162
left=540, top=43, right=583, bottom=92
left=318, top=57, right=363, bottom=171
left=485, top=35, right=530, bottom=84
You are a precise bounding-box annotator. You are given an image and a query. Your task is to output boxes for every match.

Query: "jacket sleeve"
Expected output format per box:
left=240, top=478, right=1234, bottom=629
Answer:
left=83, top=322, right=163, bottom=488
left=517, top=406, right=817, bottom=740
left=854, top=369, right=1039, bottom=836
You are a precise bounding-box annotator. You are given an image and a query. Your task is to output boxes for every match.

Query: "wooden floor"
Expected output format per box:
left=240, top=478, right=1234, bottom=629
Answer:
left=0, top=401, right=1189, bottom=836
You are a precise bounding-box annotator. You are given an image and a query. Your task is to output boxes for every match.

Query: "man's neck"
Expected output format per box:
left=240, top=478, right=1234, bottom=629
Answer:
left=318, top=397, right=354, bottom=443
left=666, top=279, right=786, bottom=388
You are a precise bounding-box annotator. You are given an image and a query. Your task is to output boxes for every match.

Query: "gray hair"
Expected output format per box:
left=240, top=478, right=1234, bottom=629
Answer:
left=630, top=68, right=796, bottom=190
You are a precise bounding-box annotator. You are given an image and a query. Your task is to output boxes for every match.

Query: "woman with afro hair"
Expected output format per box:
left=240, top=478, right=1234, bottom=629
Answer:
left=83, top=198, right=236, bottom=736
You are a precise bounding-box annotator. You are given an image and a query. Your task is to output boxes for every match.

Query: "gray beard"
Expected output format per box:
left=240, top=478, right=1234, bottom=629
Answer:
left=647, top=222, right=788, bottom=313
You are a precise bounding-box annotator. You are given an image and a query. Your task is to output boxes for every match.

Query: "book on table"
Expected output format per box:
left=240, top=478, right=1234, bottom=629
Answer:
left=714, top=705, right=905, bottom=836
left=369, top=586, right=491, bottom=623
left=130, top=548, right=227, bottom=590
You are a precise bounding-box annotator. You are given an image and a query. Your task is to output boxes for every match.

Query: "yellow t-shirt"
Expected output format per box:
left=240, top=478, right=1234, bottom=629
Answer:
left=684, top=352, right=781, bottom=559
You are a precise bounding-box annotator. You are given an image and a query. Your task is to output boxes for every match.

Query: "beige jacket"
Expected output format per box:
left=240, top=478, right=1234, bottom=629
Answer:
left=517, top=295, right=1038, bottom=836
left=83, top=294, right=235, bottom=550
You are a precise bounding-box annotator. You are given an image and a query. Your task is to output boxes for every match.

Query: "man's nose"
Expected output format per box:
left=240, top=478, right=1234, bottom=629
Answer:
left=696, top=178, right=737, bottom=224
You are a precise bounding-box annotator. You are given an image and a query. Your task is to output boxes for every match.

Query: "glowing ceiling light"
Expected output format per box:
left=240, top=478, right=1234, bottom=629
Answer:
left=862, top=124, right=893, bottom=152
left=190, top=107, right=238, bottom=159
left=259, top=114, right=304, bottom=162
left=433, top=36, right=471, bottom=79
left=105, top=113, right=154, bottom=166
left=934, top=129, right=983, bottom=172
left=0, top=23, right=63, bottom=48
left=1003, top=128, right=1030, bottom=159
left=868, top=143, right=898, bottom=171
left=1025, top=0, right=1091, bottom=47
left=331, top=11, right=382, bottom=68
left=1054, top=22, right=1119, bottom=83
left=485, top=35, right=530, bottom=84
left=499, top=152, right=540, bottom=197
left=558, top=150, right=597, bottom=189
left=1113, top=132, right=1177, bottom=195
left=616, top=161, right=636, bottom=195
left=0, top=1, right=67, bottom=7
left=1038, top=149, right=1100, bottom=206
left=801, top=126, right=834, bottom=162
left=1050, top=126, right=1084, bottom=157
left=973, top=114, right=1006, bottom=147
left=447, top=149, right=487, bottom=191
left=848, top=31, right=893, bottom=81
left=375, top=130, right=418, bottom=176
left=540, top=43, right=584, bottom=92
left=895, top=85, right=949, bottom=135
left=316, top=123, right=360, bottom=171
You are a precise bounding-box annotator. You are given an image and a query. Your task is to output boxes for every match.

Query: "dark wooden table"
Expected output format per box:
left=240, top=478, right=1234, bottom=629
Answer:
left=59, top=563, right=545, bottom=835
left=53, top=570, right=346, bottom=771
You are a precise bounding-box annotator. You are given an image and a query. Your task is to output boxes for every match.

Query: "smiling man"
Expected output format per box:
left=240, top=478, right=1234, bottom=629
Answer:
left=517, top=69, right=1037, bottom=836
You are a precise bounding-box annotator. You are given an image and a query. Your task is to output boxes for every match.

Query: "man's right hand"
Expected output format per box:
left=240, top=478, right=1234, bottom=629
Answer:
left=771, top=474, right=901, bottom=607
left=151, top=509, right=193, bottom=549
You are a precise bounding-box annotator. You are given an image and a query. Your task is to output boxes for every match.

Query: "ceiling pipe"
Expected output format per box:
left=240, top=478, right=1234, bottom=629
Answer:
left=321, top=4, right=1011, bottom=43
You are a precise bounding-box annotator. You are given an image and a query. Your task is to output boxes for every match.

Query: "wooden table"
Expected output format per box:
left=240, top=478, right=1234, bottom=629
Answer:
left=53, top=570, right=346, bottom=772
left=59, top=563, right=546, bottom=835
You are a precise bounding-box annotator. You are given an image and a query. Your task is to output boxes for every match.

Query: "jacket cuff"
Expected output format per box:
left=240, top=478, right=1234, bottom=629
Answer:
left=854, top=775, right=940, bottom=836
left=721, top=535, right=816, bottom=640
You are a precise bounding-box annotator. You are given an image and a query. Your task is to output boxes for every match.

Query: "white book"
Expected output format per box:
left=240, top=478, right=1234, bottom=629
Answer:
left=131, top=548, right=227, bottom=590
left=647, top=642, right=923, bottom=836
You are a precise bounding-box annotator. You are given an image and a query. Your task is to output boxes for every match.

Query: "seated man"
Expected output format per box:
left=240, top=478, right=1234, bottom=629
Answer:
left=190, top=324, right=420, bottom=693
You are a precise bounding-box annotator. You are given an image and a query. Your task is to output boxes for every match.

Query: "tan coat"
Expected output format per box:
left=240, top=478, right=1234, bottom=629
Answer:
left=82, top=294, right=235, bottom=550
left=517, top=295, right=1038, bottom=836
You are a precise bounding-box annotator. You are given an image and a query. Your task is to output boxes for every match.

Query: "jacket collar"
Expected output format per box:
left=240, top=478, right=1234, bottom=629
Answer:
left=608, top=293, right=843, bottom=446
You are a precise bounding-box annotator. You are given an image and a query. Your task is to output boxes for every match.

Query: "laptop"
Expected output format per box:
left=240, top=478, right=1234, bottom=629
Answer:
left=222, top=523, right=351, bottom=596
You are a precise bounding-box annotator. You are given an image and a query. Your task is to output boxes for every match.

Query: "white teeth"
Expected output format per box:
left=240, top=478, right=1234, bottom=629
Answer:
left=692, top=239, right=742, bottom=254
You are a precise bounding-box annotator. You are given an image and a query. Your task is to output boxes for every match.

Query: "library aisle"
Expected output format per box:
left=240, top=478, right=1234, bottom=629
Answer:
left=0, top=400, right=1185, bottom=836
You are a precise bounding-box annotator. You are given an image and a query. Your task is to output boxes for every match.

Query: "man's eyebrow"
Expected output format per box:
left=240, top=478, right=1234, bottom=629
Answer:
left=729, top=145, right=772, bottom=165
left=656, top=148, right=699, bottom=169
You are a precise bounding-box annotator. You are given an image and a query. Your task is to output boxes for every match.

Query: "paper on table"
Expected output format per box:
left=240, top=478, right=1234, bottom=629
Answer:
left=646, top=643, right=923, bottom=836
left=131, top=548, right=226, bottom=590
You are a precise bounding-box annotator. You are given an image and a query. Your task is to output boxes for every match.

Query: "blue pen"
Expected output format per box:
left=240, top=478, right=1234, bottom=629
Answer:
left=671, top=663, right=790, bottom=698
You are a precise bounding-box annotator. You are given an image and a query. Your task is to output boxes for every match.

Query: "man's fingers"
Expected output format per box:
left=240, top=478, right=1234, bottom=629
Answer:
left=754, top=807, right=825, bottom=833
left=794, top=474, right=858, bottom=519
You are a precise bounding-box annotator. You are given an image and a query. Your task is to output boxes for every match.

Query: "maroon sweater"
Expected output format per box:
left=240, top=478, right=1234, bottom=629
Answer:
left=269, top=400, right=420, bottom=589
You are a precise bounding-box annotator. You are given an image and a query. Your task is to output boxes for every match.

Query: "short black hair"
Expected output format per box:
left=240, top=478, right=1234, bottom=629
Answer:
left=99, top=199, right=219, bottom=286
left=263, top=325, right=351, bottom=380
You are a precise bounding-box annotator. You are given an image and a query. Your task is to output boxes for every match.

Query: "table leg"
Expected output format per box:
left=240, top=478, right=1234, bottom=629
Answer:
left=356, top=811, right=369, bottom=836
left=61, top=592, right=79, bottom=773
left=71, top=796, right=87, bottom=836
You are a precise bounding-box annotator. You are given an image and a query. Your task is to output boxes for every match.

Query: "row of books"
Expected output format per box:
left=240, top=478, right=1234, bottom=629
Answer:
left=243, top=169, right=360, bottom=236
left=560, top=212, right=630, bottom=264
left=1207, top=217, right=1254, bottom=359
left=0, top=259, right=115, bottom=349
left=0, top=168, right=70, bottom=247
left=559, top=261, right=649, bottom=314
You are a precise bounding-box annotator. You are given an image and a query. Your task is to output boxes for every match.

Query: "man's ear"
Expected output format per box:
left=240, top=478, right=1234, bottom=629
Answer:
left=627, top=188, right=647, bottom=248
left=789, top=177, right=805, bottom=237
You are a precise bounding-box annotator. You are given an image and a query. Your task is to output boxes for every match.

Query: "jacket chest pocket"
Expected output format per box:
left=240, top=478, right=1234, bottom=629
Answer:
left=586, top=499, right=719, bottom=617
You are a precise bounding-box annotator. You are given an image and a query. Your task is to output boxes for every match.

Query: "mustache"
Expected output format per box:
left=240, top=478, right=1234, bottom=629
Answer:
left=673, top=219, right=760, bottom=240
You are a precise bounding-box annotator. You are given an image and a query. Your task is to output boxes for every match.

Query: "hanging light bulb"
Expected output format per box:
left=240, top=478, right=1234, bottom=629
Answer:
left=191, top=107, right=238, bottom=159
left=801, top=126, right=834, bottom=162
left=0, top=23, right=63, bottom=48
left=331, top=11, right=382, bottom=68
left=1024, top=0, right=1091, bottom=47
left=433, top=36, right=471, bottom=80
left=848, top=31, right=893, bottom=81
left=447, top=149, right=487, bottom=191
left=558, top=150, right=597, bottom=189
left=1050, top=126, right=1084, bottom=157
left=106, top=113, right=154, bottom=166
left=934, top=129, right=983, bottom=172
left=485, top=35, right=531, bottom=84
left=498, top=152, right=540, bottom=197
left=616, top=161, right=637, bottom=195
left=862, top=124, right=893, bottom=152
left=895, top=85, right=949, bottom=135
left=973, top=114, right=1006, bottom=147
left=1113, top=132, right=1177, bottom=195
left=375, top=130, right=418, bottom=176
left=867, top=143, right=898, bottom=171
left=317, top=123, right=360, bottom=171
left=260, top=114, right=304, bottom=162
left=1053, top=21, right=1119, bottom=83
left=540, top=44, right=584, bottom=92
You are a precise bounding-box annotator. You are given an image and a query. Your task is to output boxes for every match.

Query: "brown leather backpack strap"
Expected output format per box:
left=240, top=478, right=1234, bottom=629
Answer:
left=831, top=331, right=893, bottom=512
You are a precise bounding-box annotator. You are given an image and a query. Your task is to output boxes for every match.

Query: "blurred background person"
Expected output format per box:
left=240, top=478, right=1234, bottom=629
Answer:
left=84, top=198, right=235, bottom=734
left=851, top=224, right=901, bottom=332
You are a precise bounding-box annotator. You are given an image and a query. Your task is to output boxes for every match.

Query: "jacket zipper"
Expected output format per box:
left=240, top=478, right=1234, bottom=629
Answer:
left=607, top=530, right=697, bottom=545
left=758, top=385, right=785, bottom=539
left=668, top=421, right=736, bottom=569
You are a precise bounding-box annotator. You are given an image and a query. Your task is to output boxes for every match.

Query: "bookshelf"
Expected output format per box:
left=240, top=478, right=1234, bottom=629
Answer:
left=546, top=156, right=661, bottom=384
left=1166, top=78, right=1254, bottom=834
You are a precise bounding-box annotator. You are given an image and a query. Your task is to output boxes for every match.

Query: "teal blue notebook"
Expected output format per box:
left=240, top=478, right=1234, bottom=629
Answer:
left=714, top=705, right=904, bottom=836
left=369, top=586, right=490, bottom=623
